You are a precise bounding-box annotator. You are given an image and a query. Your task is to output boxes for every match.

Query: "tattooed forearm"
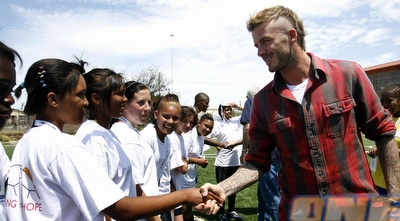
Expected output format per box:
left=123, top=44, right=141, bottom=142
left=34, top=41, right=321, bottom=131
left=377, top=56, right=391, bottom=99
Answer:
left=376, top=136, right=400, bottom=194
left=218, top=161, right=263, bottom=196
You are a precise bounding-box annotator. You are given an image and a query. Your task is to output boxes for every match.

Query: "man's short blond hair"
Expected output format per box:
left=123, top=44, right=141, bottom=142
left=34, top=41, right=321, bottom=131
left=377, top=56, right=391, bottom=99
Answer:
left=246, top=5, right=307, bottom=51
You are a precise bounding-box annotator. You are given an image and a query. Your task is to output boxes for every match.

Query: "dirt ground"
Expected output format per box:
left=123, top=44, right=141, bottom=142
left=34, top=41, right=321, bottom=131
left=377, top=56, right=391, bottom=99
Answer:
left=1, top=123, right=78, bottom=141
left=1, top=127, right=28, bottom=141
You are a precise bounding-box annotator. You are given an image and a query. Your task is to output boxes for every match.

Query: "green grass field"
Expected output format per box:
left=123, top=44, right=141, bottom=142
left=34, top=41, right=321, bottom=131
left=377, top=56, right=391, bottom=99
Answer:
left=194, top=147, right=259, bottom=221
left=2, top=134, right=377, bottom=221
left=3, top=142, right=16, bottom=158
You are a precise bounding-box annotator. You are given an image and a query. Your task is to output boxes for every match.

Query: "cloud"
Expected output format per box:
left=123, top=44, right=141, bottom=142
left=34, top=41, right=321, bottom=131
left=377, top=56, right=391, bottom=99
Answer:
left=1, top=0, right=398, bottom=109
left=358, top=28, right=391, bottom=45
left=368, top=0, right=400, bottom=22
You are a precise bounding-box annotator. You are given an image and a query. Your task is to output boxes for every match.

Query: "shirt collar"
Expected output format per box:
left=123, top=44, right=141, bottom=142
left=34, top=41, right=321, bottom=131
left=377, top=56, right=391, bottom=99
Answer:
left=272, top=52, right=328, bottom=94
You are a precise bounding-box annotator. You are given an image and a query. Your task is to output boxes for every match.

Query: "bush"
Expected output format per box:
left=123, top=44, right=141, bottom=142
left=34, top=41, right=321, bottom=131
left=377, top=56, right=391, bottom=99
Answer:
left=0, top=134, right=11, bottom=142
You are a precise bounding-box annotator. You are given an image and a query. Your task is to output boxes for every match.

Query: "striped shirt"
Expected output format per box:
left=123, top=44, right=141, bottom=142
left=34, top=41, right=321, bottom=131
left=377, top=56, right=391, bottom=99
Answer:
left=245, top=53, right=396, bottom=220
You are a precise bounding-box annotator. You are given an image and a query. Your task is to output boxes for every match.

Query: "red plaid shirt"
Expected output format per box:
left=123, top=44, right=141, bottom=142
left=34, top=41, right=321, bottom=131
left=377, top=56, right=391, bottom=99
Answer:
left=245, top=53, right=396, bottom=220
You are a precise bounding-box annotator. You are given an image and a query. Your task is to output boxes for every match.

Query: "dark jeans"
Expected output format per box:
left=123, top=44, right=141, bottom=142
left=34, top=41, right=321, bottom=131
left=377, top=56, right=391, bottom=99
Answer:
left=258, top=154, right=281, bottom=221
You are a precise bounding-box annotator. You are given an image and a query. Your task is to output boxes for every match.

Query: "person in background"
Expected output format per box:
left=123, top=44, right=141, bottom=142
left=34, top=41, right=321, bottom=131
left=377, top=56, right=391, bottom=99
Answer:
left=140, top=94, right=181, bottom=221
left=199, top=5, right=399, bottom=221
left=182, top=113, right=214, bottom=221
left=240, top=86, right=281, bottom=221
left=110, top=81, right=160, bottom=221
left=169, top=106, right=197, bottom=221
left=75, top=68, right=136, bottom=221
left=192, top=92, right=232, bottom=155
left=6, top=58, right=215, bottom=221
left=208, top=103, right=243, bottom=221
left=367, top=83, right=400, bottom=195
left=193, top=93, right=209, bottom=115
left=0, top=41, right=21, bottom=221
left=239, top=87, right=259, bottom=163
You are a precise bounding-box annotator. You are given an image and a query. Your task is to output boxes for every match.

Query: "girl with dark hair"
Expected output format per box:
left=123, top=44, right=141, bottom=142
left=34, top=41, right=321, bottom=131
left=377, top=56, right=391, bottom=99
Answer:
left=75, top=68, right=136, bottom=220
left=368, top=83, right=400, bottom=195
left=182, top=113, right=214, bottom=221
left=6, top=59, right=219, bottom=221
left=140, top=94, right=181, bottom=221
left=110, top=81, right=160, bottom=221
left=169, top=106, right=197, bottom=221
left=6, top=58, right=118, bottom=220
left=0, top=41, right=21, bottom=221
left=209, top=103, right=243, bottom=221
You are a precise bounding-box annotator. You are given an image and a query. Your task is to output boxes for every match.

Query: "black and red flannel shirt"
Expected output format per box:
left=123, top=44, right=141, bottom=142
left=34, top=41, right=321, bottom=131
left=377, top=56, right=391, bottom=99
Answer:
left=245, top=53, right=396, bottom=220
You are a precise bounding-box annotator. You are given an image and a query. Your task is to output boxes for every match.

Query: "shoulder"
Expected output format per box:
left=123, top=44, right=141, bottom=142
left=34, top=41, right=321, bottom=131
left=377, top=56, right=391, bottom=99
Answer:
left=309, top=52, right=362, bottom=77
left=141, top=123, right=155, bottom=132
left=111, top=121, right=127, bottom=130
left=76, top=120, right=103, bottom=136
left=140, top=124, right=157, bottom=143
left=232, top=116, right=241, bottom=121
left=168, top=132, right=179, bottom=142
left=21, top=126, right=85, bottom=151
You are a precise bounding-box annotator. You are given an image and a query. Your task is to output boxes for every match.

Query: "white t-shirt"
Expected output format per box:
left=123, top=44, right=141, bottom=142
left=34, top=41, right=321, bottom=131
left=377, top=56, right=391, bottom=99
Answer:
left=140, top=123, right=172, bottom=195
left=5, top=121, right=125, bottom=221
left=209, top=116, right=243, bottom=167
left=110, top=118, right=159, bottom=197
left=0, top=142, right=10, bottom=221
left=182, top=128, right=205, bottom=188
left=286, top=78, right=309, bottom=104
left=168, top=131, right=186, bottom=191
left=75, top=120, right=136, bottom=198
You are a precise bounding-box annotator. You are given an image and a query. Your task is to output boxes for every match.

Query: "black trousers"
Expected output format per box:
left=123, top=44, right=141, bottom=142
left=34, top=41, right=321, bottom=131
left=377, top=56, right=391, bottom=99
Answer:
left=215, top=166, right=240, bottom=214
left=160, top=211, right=173, bottom=221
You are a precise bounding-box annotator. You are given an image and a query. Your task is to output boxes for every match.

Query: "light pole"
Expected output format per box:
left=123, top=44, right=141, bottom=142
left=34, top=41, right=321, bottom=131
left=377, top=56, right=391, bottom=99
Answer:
left=170, top=34, right=174, bottom=92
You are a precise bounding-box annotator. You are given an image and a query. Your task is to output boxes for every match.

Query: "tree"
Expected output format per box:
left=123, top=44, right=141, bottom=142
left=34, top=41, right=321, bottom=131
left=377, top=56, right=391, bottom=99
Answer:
left=131, top=66, right=171, bottom=98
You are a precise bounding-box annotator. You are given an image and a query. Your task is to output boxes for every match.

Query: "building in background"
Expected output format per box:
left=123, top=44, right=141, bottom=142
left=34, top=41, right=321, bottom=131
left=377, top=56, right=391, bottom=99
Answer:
left=365, top=60, right=400, bottom=96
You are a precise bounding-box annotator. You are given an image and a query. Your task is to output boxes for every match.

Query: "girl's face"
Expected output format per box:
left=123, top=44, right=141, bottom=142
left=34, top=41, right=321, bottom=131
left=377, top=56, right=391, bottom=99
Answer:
left=197, top=119, right=214, bottom=137
left=108, top=85, right=127, bottom=118
left=154, top=102, right=180, bottom=137
left=0, top=57, right=16, bottom=130
left=381, top=91, right=400, bottom=117
left=223, top=106, right=233, bottom=119
left=177, top=115, right=195, bottom=134
left=125, top=89, right=151, bottom=126
left=57, top=75, right=88, bottom=126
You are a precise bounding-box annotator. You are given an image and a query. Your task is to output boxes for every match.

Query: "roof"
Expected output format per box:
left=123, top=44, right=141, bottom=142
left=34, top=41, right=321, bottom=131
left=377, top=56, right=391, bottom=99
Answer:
left=364, top=60, right=400, bottom=75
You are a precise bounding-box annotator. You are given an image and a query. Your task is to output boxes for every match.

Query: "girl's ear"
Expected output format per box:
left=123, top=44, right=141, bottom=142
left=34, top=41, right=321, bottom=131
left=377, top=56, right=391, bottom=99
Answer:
left=47, top=92, right=59, bottom=108
left=91, top=93, right=101, bottom=105
left=154, top=110, right=158, bottom=120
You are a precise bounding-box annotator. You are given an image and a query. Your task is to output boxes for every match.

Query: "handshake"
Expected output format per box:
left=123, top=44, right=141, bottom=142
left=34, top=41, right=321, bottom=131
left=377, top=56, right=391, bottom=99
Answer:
left=191, top=183, right=227, bottom=215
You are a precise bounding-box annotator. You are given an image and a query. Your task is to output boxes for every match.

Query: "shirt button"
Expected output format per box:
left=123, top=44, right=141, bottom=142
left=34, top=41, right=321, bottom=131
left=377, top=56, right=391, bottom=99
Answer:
left=339, top=107, right=343, bottom=112
left=319, top=171, right=323, bottom=176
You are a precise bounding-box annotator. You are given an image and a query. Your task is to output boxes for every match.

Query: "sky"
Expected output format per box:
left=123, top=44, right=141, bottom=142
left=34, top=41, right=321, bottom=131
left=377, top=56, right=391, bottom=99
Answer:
left=1, top=0, right=399, bottom=110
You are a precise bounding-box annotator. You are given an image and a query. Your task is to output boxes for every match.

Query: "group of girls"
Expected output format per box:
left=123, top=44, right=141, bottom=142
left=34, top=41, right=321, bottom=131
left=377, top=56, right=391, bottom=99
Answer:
left=0, top=42, right=220, bottom=221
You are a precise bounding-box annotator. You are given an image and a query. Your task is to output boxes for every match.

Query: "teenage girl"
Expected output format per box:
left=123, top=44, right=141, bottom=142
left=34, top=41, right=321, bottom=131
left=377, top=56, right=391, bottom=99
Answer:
left=182, top=113, right=214, bottom=221
left=140, top=94, right=181, bottom=221
left=368, top=84, right=400, bottom=195
left=0, top=41, right=21, bottom=221
left=110, top=81, right=160, bottom=221
left=208, top=103, right=243, bottom=221
left=6, top=58, right=219, bottom=221
left=75, top=68, right=137, bottom=207
left=169, top=106, right=197, bottom=221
